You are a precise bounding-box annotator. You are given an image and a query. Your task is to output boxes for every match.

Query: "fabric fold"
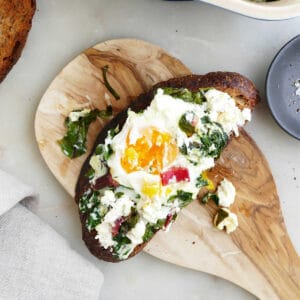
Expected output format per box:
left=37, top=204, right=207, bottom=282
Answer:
left=0, top=169, right=35, bottom=216
left=0, top=170, right=104, bottom=299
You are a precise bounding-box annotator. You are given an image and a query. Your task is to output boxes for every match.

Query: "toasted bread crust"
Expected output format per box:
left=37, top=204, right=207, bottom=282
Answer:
left=75, top=72, right=260, bottom=262
left=0, top=0, right=36, bottom=82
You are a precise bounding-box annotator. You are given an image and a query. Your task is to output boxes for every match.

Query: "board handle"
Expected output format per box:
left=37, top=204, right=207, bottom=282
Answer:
left=225, top=131, right=300, bottom=299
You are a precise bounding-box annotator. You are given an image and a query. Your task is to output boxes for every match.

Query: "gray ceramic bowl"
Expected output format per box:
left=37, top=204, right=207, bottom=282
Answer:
left=266, top=35, right=300, bottom=140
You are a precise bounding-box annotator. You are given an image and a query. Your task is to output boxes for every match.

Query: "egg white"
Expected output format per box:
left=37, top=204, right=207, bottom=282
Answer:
left=107, top=89, right=208, bottom=190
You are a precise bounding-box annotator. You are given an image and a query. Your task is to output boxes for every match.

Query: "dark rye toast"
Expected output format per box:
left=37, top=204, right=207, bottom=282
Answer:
left=0, top=0, right=36, bottom=83
left=75, top=72, right=260, bottom=262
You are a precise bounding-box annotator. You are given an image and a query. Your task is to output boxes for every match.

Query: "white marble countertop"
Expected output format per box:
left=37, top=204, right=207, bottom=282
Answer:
left=0, top=1, right=299, bottom=299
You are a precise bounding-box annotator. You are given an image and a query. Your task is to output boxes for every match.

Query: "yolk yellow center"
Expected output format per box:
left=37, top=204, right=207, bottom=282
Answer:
left=121, top=128, right=178, bottom=175
left=201, top=171, right=215, bottom=191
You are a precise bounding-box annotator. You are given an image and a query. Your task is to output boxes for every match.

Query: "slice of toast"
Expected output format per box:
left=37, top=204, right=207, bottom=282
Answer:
left=0, top=0, right=36, bottom=83
left=75, top=72, right=260, bottom=262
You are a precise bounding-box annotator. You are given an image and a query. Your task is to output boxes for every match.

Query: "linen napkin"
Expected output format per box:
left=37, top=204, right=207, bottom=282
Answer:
left=0, top=169, right=104, bottom=299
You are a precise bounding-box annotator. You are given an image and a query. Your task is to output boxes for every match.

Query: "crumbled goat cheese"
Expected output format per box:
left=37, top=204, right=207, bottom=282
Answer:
left=89, top=155, right=107, bottom=180
left=127, top=219, right=146, bottom=245
left=217, top=178, right=236, bottom=207
left=214, top=208, right=238, bottom=234
left=95, top=222, right=115, bottom=249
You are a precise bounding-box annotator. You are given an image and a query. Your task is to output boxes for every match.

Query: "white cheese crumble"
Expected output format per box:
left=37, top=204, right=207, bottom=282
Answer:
left=117, top=244, right=136, bottom=260
left=68, top=108, right=91, bottom=122
left=94, top=192, right=134, bottom=249
left=139, top=198, right=172, bottom=224
left=104, top=195, right=133, bottom=224
left=89, top=155, right=107, bottom=181
left=101, top=190, right=116, bottom=207
left=205, top=89, right=251, bottom=136
left=95, top=222, right=115, bottom=249
left=216, top=178, right=236, bottom=207
left=214, top=208, right=238, bottom=234
left=126, top=219, right=146, bottom=245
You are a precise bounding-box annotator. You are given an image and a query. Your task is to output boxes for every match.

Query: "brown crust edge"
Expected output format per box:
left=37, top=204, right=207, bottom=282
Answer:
left=75, top=72, right=260, bottom=262
left=0, top=0, right=36, bottom=83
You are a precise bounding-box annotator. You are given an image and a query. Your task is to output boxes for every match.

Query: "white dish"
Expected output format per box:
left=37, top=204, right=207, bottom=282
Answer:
left=201, top=0, right=300, bottom=20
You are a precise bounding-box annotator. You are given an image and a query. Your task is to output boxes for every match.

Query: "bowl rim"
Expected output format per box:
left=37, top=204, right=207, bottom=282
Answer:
left=200, top=0, right=300, bottom=20
left=265, top=34, right=300, bottom=141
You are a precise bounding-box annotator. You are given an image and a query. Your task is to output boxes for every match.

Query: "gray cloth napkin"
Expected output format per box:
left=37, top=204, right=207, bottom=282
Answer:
left=0, top=170, right=104, bottom=299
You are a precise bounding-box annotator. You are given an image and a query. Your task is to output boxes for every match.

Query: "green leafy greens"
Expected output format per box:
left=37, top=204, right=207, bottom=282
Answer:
left=79, top=190, right=109, bottom=231
left=143, top=219, right=166, bottom=242
left=200, top=126, right=228, bottom=159
left=196, top=174, right=209, bottom=188
left=201, top=192, right=219, bottom=205
left=162, top=87, right=207, bottom=105
left=58, top=106, right=113, bottom=159
left=102, top=65, right=120, bottom=100
left=179, top=111, right=196, bottom=137
left=168, top=190, right=194, bottom=208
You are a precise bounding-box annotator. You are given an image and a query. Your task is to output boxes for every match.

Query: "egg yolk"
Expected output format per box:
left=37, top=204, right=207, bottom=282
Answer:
left=121, top=128, right=178, bottom=174
left=142, top=181, right=161, bottom=197
left=201, top=171, right=215, bottom=191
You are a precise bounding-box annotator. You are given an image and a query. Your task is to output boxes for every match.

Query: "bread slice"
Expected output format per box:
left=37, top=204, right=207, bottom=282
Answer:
left=0, top=0, right=36, bottom=83
left=75, top=72, right=260, bottom=262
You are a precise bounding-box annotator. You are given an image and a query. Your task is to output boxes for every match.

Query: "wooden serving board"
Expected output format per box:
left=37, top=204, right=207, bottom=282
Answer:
left=35, top=39, right=300, bottom=299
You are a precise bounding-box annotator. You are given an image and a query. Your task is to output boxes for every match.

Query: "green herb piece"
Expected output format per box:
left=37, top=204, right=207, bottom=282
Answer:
left=79, top=190, right=110, bottom=231
left=179, top=143, right=188, bottom=155
left=94, top=143, right=113, bottom=161
left=85, top=168, right=95, bottom=180
left=108, top=125, right=119, bottom=139
left=58, top=105, right=113, bottom=159
left=115, top=192, right=124, bottom=198
left=201, top=192, right=219, bottom=205
left=179, top=111, right=196, bottom=137
left=168, top=190, right=194, bottom=207
left=102, top=65, right=120, bottom=100
left=86, top=209, right=102, bottom=231
left=214, top=208, right=229, bottom=227
left=103, top=144, right=113, bottom=160
left=201, top=115, right=211, bottom=124
left=162, top=87, right=207, bottom=104
left=113, top=234, right=131, bottom=253
left=196, top=174, right=209, bottom=188
left=98, top=105, right=113, bottom=118
left=143, top=219, right=165, bottom=242
left=85, top=202, right=108, bottom=231
left=58, top=109, right=99, bottom=158
left=95, top=144, right=105, bottom=155
left=119, top=210, right=139, bottom=236
left=119, top=184, right=134, bottom=191
left=143, top=224, right=156, bottom=242
left=79, top=191, right=100, bottom=214
left=200, top=126, right=228, bottom=158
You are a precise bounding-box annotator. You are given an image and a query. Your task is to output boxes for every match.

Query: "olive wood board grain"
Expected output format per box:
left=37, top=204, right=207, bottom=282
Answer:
left=34, top=39, right=300, bottom=300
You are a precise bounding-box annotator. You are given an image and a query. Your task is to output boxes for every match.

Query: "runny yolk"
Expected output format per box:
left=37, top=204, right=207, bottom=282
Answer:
left=121, top=128, right=178, bottom=174
left=201, top=171, right=215, bottom=191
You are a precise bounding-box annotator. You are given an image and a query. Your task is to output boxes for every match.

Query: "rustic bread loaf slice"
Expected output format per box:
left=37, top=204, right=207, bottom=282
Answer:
left=75, top=72, right=260, bottom=262
left=0, top=0, right=36, bottom=82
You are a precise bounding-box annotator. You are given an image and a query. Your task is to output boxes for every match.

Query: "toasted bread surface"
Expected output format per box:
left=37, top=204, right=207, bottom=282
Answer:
left=0, top=0, right=36, bottom=82
left=75, top=72, right=260, bottom=262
